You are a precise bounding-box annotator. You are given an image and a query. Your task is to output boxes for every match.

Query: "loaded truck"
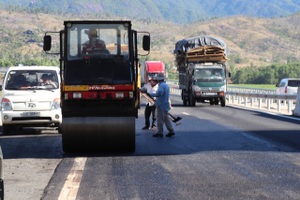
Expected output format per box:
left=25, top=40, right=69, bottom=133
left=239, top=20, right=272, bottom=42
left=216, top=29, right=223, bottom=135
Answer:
left=174, top=36, right=230, bottom=107
left=141, top=61, right=165, bottom=84
left=43, top=20, right=150, bottom=152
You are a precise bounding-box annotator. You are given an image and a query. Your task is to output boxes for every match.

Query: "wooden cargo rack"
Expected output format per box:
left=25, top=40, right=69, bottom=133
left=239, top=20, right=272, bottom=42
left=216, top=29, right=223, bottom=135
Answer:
left=186, top=45, right=227, bottom=63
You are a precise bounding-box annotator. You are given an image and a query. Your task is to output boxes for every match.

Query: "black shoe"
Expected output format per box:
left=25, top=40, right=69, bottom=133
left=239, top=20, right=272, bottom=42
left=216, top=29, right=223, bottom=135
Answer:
left=166, top=132, right=175, bottom=137
left=153, top=133, right=163, bottom=138
left=142, top=126, right=149, bottom=130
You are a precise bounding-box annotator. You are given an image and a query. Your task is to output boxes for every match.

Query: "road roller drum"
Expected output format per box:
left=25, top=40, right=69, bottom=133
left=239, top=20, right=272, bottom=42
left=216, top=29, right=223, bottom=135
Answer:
left=62, top=117, right=135, bottom=152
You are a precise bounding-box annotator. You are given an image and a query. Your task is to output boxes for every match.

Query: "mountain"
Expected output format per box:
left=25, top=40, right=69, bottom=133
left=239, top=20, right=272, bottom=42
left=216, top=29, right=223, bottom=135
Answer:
left=1, top=1, right=300, bottom=69
left=2, top=0, right=300, bottom=23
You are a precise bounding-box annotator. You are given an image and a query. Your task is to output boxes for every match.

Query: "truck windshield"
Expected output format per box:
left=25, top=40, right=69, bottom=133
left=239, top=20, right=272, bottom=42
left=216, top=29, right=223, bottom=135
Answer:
left=5, top=70, right=59, bottom=90
left=194, top=68, right=224, bottom=82
left=64, top=23, right=133, bottom=85
left=67, top=23, right=130, bottom=60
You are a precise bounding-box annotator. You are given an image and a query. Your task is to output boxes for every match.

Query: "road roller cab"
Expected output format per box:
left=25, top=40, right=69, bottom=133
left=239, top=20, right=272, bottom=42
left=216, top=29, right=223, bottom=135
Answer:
left=43, top=21, right=150, bottom=152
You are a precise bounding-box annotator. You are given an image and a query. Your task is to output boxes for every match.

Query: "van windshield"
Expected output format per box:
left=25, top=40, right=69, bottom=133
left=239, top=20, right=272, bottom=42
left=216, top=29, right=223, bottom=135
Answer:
left=5, top=70, right=59, bottom=90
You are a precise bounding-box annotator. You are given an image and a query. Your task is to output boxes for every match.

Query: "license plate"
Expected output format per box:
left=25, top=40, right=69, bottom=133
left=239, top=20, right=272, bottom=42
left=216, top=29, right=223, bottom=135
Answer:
left=203, top=92, right=217, bottom=96
left=21, top=112, right=40, bottom=117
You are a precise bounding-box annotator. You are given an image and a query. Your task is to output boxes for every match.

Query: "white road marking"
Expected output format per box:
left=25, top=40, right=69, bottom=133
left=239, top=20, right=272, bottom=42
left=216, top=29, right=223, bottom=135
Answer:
left=58, top=157, right=87, bottom=200
left=182, top=112, right=190, bottom=115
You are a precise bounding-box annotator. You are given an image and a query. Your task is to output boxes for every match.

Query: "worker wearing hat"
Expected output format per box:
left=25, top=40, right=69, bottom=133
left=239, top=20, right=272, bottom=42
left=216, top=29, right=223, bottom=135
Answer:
left=150, top=73, right=175, bottom=137
left=82, top=28, right=107, bottom=54
left=140, top=77, right=159, bottom=130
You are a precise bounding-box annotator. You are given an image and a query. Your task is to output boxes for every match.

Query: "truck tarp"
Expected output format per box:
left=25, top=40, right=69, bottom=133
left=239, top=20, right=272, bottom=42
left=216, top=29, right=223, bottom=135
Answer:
left=173, top=35, right=229, bottom=56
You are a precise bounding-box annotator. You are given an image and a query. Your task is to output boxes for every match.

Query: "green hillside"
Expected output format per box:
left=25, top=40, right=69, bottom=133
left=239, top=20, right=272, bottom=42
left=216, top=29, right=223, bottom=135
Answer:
left=1, top=9, right=300, bottom=72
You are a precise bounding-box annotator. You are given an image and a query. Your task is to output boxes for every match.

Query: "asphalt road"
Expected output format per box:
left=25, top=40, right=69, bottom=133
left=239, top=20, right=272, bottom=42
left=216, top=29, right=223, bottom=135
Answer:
left=1, top=95, right=300, bottom=200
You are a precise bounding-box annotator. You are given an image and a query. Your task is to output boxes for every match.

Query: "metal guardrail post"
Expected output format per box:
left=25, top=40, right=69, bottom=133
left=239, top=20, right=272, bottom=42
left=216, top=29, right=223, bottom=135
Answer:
left=267, top=99, right=271, bottom=110
left=288, top=101, right=293, bottom=113
left=259, top=99, right=262, bottom=109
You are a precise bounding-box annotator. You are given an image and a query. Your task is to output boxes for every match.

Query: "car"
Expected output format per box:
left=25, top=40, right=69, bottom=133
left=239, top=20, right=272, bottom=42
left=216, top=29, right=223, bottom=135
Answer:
left=0, top=66, right=62, bottom=135
left=276, top=78, right=300, bottom=95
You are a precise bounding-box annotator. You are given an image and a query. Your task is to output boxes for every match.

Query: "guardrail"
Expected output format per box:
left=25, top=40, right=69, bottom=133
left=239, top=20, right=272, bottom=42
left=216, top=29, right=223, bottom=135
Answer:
left=169, top=84, right=298, bottom=115
left=226, top=91, right=297, bottom=114
left=227, top=86, right=276, bottom=94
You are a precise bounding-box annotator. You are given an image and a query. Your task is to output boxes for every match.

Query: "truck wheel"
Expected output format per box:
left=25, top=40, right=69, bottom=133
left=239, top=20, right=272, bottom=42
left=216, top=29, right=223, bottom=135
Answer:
left=182, top=90, right=187, bottom=106
left=2, top=125, right=13, bottom=135
left=183, top=98, right=187, bottom=106
left=189, top=93, right=196, bottom=107
left=214, top=98, right=219, bottom=105
left=221, top=97, right=226, bottom=107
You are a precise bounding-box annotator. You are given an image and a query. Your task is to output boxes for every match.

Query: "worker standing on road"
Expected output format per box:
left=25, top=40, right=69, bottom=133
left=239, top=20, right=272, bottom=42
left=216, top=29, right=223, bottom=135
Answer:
left=150, top=73, right=175, bottom=137
left=140, top=78, right=159, bottom=130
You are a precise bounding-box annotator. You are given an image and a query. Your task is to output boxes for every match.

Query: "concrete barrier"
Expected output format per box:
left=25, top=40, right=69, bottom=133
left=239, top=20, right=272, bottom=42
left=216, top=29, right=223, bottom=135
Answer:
left=293, top=87, right=300, bottom=116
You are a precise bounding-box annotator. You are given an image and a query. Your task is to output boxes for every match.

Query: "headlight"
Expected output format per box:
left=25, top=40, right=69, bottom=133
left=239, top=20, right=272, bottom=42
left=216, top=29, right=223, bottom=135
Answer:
left=1, top=98, right=12, bottom=111
left=51, top=98, right=61, bottom=110
left=219, top=85, right=226, bottom=92
left=192, top=85, right=201, bottom=92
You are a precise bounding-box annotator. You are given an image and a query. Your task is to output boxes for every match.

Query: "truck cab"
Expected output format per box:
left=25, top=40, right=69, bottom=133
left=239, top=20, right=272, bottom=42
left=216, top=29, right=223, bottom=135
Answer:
left=184, top=62, right=228, bottom=106
left=141, top=61, right=165, bottom=85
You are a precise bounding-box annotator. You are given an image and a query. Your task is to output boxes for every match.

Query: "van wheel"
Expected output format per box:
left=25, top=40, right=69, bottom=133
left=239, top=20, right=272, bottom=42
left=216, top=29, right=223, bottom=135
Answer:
left=2, top=125, right=13, bottom=135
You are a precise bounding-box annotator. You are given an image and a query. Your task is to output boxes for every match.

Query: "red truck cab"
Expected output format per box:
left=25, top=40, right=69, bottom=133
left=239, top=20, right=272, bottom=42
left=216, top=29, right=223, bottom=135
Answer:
left=142, top=61, right=165, bottom=84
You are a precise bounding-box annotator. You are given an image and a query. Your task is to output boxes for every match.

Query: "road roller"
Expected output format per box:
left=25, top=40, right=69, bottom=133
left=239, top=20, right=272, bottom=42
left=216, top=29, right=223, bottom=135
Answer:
left=43, top=20, right=150, bottom=152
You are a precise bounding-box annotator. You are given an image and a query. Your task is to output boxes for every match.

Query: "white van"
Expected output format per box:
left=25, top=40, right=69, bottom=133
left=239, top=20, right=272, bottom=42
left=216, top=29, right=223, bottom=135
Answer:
left=276, top=78, right=300, bottom=95
left=0, top=66, right=62, bottom=135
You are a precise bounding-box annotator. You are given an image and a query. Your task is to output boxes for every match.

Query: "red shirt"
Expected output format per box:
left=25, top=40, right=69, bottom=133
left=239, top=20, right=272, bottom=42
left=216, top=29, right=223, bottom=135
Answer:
left=82, top=39, right=106, bottom=54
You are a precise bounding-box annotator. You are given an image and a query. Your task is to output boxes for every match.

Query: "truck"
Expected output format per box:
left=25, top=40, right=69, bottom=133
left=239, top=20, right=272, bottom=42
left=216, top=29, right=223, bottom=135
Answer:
left=174, top=35, right=230, bottom=107
left=141, top=61, right=165, bottom=84
left=43, top=20, right=150, bottom=152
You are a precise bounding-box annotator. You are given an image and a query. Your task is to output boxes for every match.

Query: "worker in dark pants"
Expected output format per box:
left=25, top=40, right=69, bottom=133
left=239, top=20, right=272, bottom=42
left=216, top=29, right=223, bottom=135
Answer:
left=150, top=73, right=175, bottom=137
left=140, top=78, right=158, bottom=130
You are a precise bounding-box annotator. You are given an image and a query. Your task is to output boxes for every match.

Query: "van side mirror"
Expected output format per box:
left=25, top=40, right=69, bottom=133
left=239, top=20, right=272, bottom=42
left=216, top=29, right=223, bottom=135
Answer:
left=43, top=35, right=52, bottom=51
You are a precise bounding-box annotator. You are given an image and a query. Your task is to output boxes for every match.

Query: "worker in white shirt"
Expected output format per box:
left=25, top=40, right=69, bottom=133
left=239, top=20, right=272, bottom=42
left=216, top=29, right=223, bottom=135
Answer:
left=140, top=78, right=159, bottom=130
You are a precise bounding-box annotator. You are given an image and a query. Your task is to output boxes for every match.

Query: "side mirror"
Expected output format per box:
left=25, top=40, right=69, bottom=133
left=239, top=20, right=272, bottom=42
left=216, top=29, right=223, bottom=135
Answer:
left=142, top=35, right=150, bottom=51
left=228, top=72, right=232, bottom=78
left=43, top=35, right=52, bottom=51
